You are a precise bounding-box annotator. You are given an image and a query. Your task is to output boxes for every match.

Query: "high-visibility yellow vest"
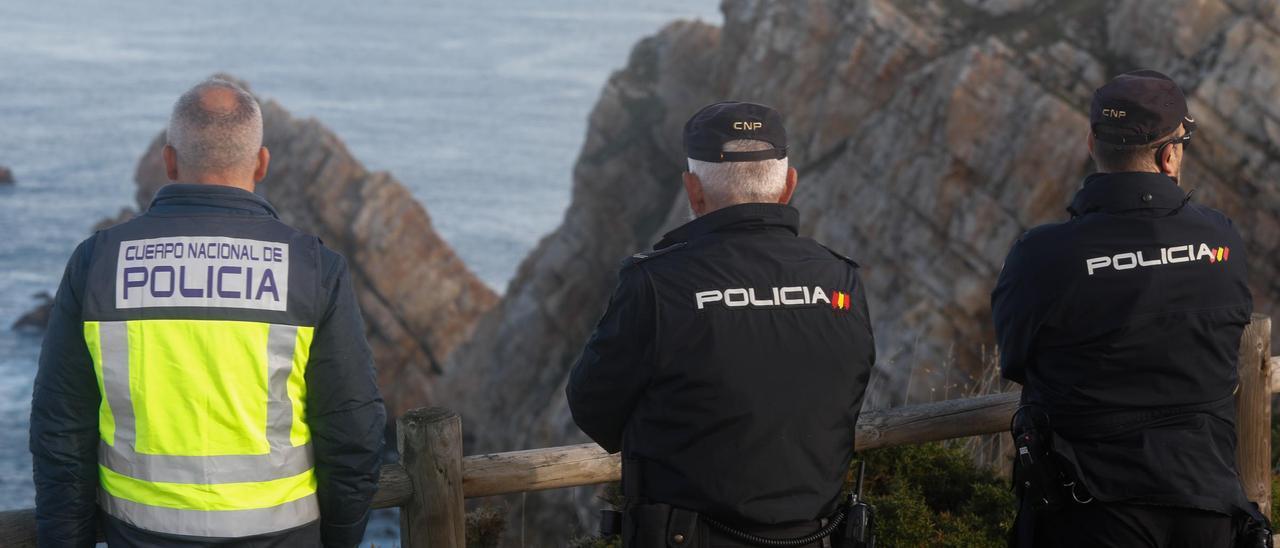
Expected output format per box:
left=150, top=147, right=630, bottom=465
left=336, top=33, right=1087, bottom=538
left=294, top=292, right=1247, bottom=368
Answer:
left=84, top=318, right=319, bottom=538
left=79, top=220, right=327, bottom=538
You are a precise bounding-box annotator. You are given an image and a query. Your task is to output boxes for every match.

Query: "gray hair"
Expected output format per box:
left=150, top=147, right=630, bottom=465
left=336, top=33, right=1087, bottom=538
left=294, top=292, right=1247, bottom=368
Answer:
left=167, top=78, right=263, bottom=175
left=687, top=140, right=788, bottom=211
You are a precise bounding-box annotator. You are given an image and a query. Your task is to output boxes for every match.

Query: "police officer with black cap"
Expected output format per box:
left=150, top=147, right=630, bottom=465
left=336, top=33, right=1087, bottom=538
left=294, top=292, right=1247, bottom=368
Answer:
left=566, top=102, right=876, bottom=548
left=993, top=70, right=1271, bottom=547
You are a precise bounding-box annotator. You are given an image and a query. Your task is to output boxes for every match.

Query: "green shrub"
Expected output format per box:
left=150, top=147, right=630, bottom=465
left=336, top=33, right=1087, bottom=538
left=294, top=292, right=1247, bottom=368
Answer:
left=566, top=484, right=625, bottom=548
left=937, top=512, right=994, bottom=548
left=465, top=505, right=506, bottom=548
left=962, top=482, right=1016, bottom=535
left=872, top=479, right=936, bottom=546
left=857, top=442, right=1014, bottom=547
left=569, top=534, right=622, bottom=548
left=1272, top=474, right=1279, bottom=526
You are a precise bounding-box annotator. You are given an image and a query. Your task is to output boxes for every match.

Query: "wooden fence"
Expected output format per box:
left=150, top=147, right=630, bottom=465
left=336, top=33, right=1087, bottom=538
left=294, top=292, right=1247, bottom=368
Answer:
left=0, top=315, right=1273, bottom=547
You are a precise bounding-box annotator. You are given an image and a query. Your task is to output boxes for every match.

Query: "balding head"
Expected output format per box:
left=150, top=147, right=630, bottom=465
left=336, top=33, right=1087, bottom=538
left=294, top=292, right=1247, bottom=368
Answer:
left=163, top=78, right=268, bottom=188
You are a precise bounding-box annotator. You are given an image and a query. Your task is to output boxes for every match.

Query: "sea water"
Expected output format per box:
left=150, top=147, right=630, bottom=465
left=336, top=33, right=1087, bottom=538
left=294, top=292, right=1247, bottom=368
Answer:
left=0, top=0, right=720, bottom=543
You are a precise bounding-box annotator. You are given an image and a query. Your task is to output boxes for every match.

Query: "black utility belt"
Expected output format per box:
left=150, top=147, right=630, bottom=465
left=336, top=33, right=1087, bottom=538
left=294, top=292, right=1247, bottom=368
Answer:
left=1011, top=407, right=1091, bottom=512
left=611, top=498, right=874, bottom=548
left=1009, top=405, right=1273, bottom=548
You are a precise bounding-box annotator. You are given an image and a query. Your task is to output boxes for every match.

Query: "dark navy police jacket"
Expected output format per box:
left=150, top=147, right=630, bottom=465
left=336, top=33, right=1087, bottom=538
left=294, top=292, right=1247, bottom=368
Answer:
left=993, top=171, right=1254, bottom=515
left=30, top=184, right=386, bottom=547
left=567, top=203, right=876, bottom=525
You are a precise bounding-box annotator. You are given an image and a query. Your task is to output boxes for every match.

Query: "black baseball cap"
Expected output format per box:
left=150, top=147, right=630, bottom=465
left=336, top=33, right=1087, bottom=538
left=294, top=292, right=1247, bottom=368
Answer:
left=1091, top=69, right=1194, bottom=145
left=683, top=101, right=787, bottom=163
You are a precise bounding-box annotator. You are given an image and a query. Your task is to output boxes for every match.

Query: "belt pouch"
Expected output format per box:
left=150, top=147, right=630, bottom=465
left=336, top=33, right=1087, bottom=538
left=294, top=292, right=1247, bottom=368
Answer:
left=626, top=503, right=673, bottom=548
left=666, top=508, right=699, bottom=547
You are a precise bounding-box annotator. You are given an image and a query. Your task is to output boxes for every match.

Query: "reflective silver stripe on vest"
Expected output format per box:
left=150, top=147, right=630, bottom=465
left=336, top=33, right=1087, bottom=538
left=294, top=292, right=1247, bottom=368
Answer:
left=99, top=321, right=135, bottom=455
left=100, top=490, right=320, bottom=539
left=97, top=323, right=313, bottom=484
left=99, top=442, right=314, bottom=484
left=265, top=322, right=298, bottom=450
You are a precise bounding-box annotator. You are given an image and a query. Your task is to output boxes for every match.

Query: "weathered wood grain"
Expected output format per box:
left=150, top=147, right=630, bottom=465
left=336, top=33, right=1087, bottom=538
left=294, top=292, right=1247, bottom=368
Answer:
left=1236, top=315, right=1272, bottom=517
left=398, top=407, right=466, bottom=548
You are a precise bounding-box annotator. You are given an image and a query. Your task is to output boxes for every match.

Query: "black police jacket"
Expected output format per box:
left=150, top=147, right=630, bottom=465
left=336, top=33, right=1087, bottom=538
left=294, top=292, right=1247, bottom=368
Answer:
left=567, top=203, right=876, bottom=525
left=30, top=184, right=387, bottom=547
left=992, top=172, right=1254, bottom=515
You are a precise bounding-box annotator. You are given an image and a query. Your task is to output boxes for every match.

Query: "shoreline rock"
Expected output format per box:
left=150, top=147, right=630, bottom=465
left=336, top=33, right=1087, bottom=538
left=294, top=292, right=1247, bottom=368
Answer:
left=440, top=1, right=1280, bottom=544
left=11, top=292, right=53, bottom=332
left=0, top=165, right=13, bottom=184
left=121, top=74, right=499, bottom=417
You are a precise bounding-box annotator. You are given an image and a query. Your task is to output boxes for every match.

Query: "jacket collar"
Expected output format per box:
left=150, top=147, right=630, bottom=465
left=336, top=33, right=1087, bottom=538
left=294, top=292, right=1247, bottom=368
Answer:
left=655, top=203, right=799, bottom=250
left=1067, top=172, right=1190, bottom=217
left=147, top=183, right=280, bottom=218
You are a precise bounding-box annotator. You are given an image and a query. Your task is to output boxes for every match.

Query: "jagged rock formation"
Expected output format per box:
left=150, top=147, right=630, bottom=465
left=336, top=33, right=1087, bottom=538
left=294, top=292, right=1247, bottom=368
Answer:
left=440, top=1, right=1280, bottom=544
left=123, top=75, right=498, bottom=416
left=11, top=292, right=52, bottom=331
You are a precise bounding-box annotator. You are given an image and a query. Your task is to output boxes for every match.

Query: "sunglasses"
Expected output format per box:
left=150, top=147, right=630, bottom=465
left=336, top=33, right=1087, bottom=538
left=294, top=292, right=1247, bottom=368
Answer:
left=1152, top=118, right=1195, bottom=171
left=1156, top=118, right=1196, bottom=150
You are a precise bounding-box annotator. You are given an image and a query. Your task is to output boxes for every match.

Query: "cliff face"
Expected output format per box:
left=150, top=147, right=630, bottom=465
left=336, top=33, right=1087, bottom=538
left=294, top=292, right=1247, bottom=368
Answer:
left=441, top=0, right=1280, bottom=544
left=127, top=76, right=498, bottom=416
left=441, top=18, right=725, bottom=447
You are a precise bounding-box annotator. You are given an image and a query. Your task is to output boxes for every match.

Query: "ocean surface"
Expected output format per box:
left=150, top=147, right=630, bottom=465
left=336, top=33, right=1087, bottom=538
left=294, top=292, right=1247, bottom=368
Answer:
left=0, top=0, right=719, bottom=543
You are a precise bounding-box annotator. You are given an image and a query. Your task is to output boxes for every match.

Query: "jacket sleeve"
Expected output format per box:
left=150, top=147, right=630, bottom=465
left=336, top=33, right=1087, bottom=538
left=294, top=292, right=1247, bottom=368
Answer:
left=853, top=272, right=876, bottom=367
left=30, top=238, right=99, bottom=548
left=566, top=262, right=656, bottom=454
left=991, top=235, right=1047, bottom=385
left=306, top=251, right=387, bottom=548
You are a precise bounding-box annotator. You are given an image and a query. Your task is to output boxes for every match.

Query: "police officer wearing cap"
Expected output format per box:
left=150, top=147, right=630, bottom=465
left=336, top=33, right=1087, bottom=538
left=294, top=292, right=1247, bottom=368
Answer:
left=566, top=102, right=876, bottom=548
left=30, top=79, right=386, bottom=547
left=994, top=70, right=1270, bottom=547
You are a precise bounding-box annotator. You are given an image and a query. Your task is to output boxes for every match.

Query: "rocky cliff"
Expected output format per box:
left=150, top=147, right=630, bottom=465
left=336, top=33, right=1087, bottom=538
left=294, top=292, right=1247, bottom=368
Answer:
left=439, top=0, right=1280, bottom=544
left=124, top=75, right=498, bottom=417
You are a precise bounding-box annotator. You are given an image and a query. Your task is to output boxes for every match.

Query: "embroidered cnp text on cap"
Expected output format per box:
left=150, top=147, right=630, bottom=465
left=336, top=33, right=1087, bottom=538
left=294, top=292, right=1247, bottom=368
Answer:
left=1091, top=70, right=1191, bottom=145
left=684, top=101, right=787, bottom=163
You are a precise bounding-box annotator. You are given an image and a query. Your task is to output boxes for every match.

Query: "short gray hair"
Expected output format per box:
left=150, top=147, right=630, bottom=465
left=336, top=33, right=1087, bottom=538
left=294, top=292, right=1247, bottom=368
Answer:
left=167, top=78, right=263, bottom=175
left=687, top=140, right=788, bottom=211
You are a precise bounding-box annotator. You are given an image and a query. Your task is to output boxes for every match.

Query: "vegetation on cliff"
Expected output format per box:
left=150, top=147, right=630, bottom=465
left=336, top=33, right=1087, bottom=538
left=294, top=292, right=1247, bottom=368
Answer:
left=861, top=443, right=1013, bottom=547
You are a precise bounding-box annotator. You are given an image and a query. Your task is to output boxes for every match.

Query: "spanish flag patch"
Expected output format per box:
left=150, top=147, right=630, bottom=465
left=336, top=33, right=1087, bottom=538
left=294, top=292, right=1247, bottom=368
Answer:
left=831, top=290, right=852, bottom=310
left=1208, top=246, right=1229, bottom=263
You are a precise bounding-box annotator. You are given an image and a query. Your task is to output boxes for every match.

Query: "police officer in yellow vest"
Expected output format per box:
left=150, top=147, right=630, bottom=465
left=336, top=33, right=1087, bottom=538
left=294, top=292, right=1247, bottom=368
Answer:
left=30, top=78, right=387, bottom=547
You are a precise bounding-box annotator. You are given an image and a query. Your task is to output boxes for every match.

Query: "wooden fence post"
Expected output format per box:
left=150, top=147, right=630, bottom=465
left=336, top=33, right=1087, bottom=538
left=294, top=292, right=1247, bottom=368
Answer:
left=398, top=407, right=466, bottom=548
left=1236, top=314, right=1272, bottom=518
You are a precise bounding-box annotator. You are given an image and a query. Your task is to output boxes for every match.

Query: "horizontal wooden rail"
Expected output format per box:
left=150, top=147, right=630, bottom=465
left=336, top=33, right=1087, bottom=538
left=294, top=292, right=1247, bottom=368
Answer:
left=465, top=443, right=620, bottom=498
left=856, top=391, right=1020, bottom=450
left=0, top=390, right=1026, bottom=546
left=372, top=463, right=413, bottom=509
left=1270, top=357, right=1280, bottom=393
left=459, top=391, right=1022, bottom=498
left=3, top=347, right=1274, bottom=546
